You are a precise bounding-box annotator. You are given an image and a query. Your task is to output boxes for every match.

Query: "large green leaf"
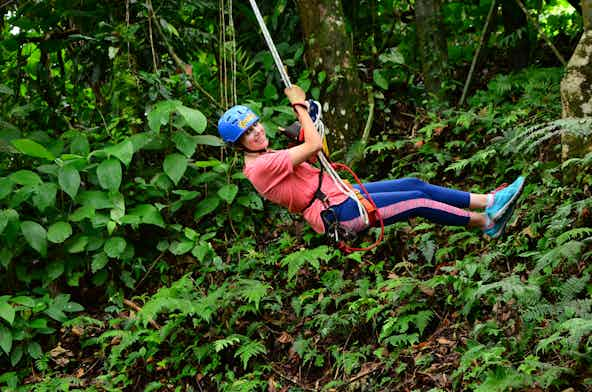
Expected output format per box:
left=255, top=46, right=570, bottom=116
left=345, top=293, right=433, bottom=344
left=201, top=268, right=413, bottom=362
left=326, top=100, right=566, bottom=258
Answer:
left=373, top=69, right=389, bottom=90
left=69, top=206, right=95, bottom=222
left=169, top=240, right=194, bottom=255
left=97, top=158, right=122, bottom=191
left=163, top=153, right=187, bottom=185
left=45, top=262, right=64, bottom=282
left=58, top=165, right=80, bottom=199
left=70, top=134, right=90, bottom=155
left=104, top=237, right=127, bottom=258
left=0, top=210, right=10, bottom=235
left=218, top=184, right=238, bottom=204
left=11, top=139, right=55, bottom=160
left=0, top=300, right=15, bottom=325
left=129, top=132, right=154, bottom=151
left=47, top=222, right=72, bottom=243
left=130, top=204, right=165, bottom=227
left=0, top=248, right=12, bottom=269
left=194, top=196, right=220, bottom=220
left=78, top=191, right=113, bottom=209
left=67, top=235, right=88, bottom=253
left=194, top=135, right=224, bottom=147
left=172, top=130, right=198, bottom=158
left=11, top=344, right=23, bottom=366
left=177, top=105, right=207, bottom=133
left=0, top=325, right=12, bottom=355
left=10, top=170, right=42, bottom=186
left=91, top=252, right=109, bottom=273
left=21, top=221, right=47, bottom=257
left=238, top=192, right=264, bottom=210
left=0, top=177, right=13, bottom=200
left=32, top=182, right=57, bottom=211
left=105, top=140, right=134, bottom=166
left=27, top=341, right=42, bottom=359
left=0, top=209, right=19, bottom=244
left=147, top=100, right=179, bottom=133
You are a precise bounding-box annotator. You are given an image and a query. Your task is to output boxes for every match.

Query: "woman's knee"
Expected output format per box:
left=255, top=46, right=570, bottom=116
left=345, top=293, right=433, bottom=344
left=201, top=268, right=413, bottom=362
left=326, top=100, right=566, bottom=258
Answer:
left=401, top=177, right=427, bottom=189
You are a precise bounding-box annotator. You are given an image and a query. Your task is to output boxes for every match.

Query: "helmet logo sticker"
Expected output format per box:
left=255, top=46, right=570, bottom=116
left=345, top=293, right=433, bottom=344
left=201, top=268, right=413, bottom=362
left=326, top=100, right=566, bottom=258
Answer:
left=238, top=113, right=257, bottom=129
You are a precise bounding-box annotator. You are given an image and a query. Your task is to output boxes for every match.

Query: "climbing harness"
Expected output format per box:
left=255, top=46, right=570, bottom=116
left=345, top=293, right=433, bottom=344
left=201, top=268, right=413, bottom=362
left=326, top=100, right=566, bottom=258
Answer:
left=247, top=0, right=385, bottom=252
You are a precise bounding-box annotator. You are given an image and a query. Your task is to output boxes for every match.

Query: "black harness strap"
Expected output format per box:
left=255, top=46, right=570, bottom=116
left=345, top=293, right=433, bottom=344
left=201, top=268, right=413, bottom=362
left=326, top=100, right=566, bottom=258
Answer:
left=301, top=164, right=327, bottom=213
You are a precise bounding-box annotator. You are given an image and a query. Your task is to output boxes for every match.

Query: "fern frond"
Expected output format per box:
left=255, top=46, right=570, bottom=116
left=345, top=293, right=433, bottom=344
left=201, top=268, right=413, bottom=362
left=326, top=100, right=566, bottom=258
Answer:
left=475, top=275, right=540, bottom=304
left=504, top=118, right=592, bottom=154
left=533, top=240, right=584, bottom=275
left=559, top=318, right=592, bottom=348
left=382, top=333, right=419, bottom=348
left=556, top=228, right=592, bottom=245
left=558, top=299, right=592, bottom=320
left=214, top=334, right=243, bottom=352
left=237, top=279, right=271, bottom=310
left=559, top=274, right=590, bottom=301
left=234, top=339, right=267, bottom=369
left=281, top=245, right=334, bottom=281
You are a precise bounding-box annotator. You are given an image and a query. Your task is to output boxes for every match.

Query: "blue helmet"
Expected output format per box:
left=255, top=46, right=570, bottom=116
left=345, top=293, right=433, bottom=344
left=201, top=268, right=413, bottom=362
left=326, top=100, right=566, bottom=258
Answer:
left=218, top=105, right=259, bottom=143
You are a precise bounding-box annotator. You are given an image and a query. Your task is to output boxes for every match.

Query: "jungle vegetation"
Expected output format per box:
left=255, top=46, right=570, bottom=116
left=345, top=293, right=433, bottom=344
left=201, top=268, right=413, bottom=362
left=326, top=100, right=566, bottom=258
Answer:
left=0, top=0, right=591, bottom=391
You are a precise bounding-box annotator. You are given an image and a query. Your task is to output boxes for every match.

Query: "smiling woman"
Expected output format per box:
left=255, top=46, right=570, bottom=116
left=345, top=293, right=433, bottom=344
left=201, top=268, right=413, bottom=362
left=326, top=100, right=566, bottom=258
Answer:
left=217, top=85, right=526, bottom=242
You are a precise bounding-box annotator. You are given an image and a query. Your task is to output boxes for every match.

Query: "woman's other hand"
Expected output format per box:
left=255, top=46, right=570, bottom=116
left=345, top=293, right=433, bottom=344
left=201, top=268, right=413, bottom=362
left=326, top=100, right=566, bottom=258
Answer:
left=284, top=85, right=306, bottom=104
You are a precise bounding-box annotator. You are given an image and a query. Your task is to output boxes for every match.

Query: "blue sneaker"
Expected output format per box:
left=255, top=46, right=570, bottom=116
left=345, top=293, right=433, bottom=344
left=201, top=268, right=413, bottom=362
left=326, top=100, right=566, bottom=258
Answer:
left=484, top=202, right=517, bottom=239
left=486, top=176, right=525, bottom=221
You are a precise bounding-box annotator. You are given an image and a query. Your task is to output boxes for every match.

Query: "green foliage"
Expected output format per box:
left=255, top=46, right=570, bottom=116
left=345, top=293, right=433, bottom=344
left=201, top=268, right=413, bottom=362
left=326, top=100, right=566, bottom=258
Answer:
left=0, top=0, right=589, bottom=391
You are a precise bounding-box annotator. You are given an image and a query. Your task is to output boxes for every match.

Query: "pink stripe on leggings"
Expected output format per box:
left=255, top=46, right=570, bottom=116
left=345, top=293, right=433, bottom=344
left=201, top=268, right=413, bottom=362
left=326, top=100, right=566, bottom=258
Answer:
left=339, top=198, right=471, bottom=233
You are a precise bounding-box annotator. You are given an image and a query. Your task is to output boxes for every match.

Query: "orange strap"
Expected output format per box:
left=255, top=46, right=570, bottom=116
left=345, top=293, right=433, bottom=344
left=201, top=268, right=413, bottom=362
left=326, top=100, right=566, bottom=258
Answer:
left=342, top=180, right=377, bottom=227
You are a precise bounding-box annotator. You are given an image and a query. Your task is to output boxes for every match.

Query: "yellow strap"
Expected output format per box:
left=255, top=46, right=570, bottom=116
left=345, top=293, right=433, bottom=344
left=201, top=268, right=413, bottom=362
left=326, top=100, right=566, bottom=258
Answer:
left=322, top=135, right=330, bottom=156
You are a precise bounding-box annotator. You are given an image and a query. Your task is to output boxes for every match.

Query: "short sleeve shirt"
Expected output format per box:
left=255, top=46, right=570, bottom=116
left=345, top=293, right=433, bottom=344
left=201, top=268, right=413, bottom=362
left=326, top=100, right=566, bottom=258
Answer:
left=243, top=150, right=348, bottom=233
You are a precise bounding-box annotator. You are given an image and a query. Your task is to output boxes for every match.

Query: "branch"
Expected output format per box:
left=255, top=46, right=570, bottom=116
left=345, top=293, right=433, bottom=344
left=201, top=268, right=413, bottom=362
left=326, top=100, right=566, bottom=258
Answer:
left=361, top=89, right=375, bottom=145
left=133, top=251, right=166, bottom=292
left=146, top=0, right=222, bottom=110
left=16, top=28, right=80, bottom=44
left=270, top=366, right=316, bottom=391
left=123, top=299, right=161, bottom=330
left=336, top=363, right=382, bottom=391
left=0, top=0, right=16, bottom=10
left=146, top=0, right=158, bottom=72
left=459, top=0, right=497, bottom=106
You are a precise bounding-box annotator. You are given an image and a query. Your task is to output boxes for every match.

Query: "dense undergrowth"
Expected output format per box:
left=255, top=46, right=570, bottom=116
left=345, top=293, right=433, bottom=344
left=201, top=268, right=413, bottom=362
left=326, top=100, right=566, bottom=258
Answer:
left=1, top=1, right=592, bottom=391
left=2, top=65, right=591, bottom=391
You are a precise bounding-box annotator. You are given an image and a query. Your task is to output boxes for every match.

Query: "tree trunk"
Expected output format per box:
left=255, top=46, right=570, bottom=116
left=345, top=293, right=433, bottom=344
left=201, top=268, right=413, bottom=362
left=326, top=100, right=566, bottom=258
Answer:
left=294, top=0, right=362, bottom=151
left=415, top=0, right=448, bottom=98
left=584, top=0, right=592, bottom=29
left=560, top=28, right=592, bottom=159
left=561, top=1, right=592, bottom=161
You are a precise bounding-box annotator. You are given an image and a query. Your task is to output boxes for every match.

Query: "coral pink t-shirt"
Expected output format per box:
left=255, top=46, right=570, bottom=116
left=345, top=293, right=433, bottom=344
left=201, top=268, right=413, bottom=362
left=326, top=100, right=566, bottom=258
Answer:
left=244, top=150, right=348, bottom=233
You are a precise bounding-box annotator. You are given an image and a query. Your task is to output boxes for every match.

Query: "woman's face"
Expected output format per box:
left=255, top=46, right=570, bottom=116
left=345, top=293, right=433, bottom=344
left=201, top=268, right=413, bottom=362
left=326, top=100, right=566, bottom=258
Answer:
left=240, top=121, right=268, bottom=151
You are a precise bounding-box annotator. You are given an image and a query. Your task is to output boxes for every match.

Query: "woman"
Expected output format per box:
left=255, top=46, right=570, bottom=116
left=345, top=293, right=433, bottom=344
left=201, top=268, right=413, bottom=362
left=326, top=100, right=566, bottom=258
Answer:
left=217, top=85, right=525, bottom=240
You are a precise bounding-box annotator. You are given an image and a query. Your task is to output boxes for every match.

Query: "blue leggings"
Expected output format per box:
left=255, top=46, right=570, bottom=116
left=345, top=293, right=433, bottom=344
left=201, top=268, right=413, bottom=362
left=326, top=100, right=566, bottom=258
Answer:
left=326, top=178, right=471, bottom=233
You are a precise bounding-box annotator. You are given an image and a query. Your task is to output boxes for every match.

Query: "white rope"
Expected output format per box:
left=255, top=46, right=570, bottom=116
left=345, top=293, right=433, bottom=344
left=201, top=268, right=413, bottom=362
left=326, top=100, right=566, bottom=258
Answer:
left=248, top=0, right=369, bottom=227
left=248, top=0, right=292, bottom=88
left=317, top=122, right=369, bottom=226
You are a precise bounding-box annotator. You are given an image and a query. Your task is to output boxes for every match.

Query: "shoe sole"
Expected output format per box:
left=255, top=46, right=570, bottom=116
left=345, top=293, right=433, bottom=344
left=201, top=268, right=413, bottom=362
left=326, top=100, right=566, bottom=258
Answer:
left=489, top=202, right=517, bottom=239
left=490, top=178, right=525, bottom=221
